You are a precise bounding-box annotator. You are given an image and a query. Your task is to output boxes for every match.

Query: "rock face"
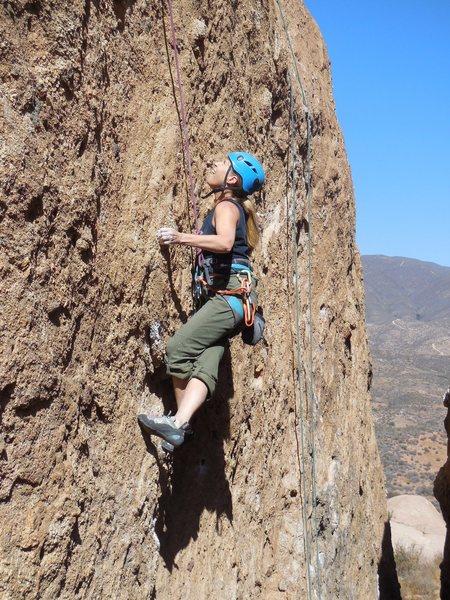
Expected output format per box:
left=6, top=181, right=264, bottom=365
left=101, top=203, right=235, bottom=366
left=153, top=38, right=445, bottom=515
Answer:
left=1, top=1, right=389, bottom=598
left=434, top=392, right=450, bottom=597
left=388, top=495, right=445, bottom=561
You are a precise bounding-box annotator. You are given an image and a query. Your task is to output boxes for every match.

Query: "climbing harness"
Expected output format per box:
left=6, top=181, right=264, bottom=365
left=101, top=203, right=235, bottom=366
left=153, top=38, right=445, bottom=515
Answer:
left=275, top=0, right=322, bottom=598
left=192, top=253, right=265, bottom=345
left=197, top=270, right=255, bottom=326
left=194, top=258, right=256, bottom=326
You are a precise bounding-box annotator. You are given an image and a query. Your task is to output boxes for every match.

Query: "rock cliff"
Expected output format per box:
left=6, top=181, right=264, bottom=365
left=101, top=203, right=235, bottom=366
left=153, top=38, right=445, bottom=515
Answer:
left=434, top=392, right=450, bottom=597
left=1, top=0, right=391, bottom=598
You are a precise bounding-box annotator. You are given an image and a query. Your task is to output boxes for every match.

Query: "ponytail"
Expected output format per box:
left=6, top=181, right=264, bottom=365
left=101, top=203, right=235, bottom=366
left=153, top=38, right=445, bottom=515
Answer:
left=241, top=198, right=259, bottom=252
left=229, top=170, right=260, bottom=252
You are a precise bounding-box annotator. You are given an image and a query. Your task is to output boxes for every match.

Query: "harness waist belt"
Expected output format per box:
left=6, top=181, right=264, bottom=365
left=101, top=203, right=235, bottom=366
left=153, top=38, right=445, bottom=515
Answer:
left=230, top=264, right=252, bottom=272
left=202, top=256, right=252, bottom=269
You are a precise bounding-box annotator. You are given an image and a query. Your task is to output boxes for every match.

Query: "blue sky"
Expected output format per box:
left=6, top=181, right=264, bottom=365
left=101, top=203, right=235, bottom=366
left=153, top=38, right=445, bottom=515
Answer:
left=305, top=1, right=450, bottom=267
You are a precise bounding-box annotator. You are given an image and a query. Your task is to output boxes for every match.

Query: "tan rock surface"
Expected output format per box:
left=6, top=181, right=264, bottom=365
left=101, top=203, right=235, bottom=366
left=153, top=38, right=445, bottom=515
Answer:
left=388, top=495, right=445, bottom=561
left=1, top=1, right=390, bottom=598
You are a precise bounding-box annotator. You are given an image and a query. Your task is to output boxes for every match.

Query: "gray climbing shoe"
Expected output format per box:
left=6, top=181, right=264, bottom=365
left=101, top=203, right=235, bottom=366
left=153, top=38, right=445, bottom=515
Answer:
left=137, top=414, right=190, bottom=448
left=161, top=422, right=194, bottom=453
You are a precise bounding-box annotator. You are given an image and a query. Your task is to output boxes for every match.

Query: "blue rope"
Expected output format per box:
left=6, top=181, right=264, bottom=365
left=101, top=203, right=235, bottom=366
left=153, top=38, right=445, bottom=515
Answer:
left=275, top=0, right=323, bottom=597
left=289, top=74, right=314, bottom=600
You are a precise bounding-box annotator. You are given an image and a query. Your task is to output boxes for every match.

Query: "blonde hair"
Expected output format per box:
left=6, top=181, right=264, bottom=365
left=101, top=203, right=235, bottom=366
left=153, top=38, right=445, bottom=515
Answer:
left=241, top=197, right=259, bottom=252
left=229, top=171, right=260, bottom=252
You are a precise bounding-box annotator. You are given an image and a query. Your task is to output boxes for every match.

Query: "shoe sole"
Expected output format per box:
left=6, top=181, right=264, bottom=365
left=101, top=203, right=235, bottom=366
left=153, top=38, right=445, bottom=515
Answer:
left=161, top=441, right=175, bottom=453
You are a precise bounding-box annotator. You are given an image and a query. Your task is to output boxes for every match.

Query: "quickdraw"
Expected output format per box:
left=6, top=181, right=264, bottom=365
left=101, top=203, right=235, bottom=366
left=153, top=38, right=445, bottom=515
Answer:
left=196, top=269, right=256, bottom=327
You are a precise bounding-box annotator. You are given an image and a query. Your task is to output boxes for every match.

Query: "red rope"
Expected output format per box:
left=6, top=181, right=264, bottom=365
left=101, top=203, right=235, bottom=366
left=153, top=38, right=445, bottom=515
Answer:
left=166, top=0, right=200, bottom=232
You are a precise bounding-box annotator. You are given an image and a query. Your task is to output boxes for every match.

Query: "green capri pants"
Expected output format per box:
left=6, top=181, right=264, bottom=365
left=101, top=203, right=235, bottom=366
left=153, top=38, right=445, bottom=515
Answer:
left=165, top=272, right=256, bottom=396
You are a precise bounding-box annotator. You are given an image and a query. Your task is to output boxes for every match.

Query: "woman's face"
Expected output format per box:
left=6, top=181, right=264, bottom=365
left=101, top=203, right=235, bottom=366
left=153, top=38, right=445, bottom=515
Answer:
left=205, top=158, right=237, bottom=189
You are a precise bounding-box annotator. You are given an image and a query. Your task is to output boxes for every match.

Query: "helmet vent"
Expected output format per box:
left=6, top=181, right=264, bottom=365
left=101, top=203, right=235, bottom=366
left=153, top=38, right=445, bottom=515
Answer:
left=244, top=160, right=257, bottom=173
left=227, top=151, right=265, bottom=194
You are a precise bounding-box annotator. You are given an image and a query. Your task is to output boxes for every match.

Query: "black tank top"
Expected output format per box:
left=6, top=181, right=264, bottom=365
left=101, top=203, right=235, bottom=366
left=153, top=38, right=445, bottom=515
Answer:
left=200, top=199, right=250, bottom=265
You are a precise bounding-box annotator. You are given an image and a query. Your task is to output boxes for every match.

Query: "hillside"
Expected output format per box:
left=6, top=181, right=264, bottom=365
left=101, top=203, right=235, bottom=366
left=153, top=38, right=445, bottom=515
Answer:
left=364, top=255, right=450, bottom=324
left=0, top=2, right=391, bottom=599
left=362, top=255, right=450, bottom=500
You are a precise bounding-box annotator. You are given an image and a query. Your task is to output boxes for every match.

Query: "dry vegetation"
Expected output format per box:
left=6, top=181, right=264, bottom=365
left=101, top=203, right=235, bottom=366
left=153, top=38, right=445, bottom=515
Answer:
left=373, top=395, right=447, bottom=502
left=395, top=545, right=441, bottom=600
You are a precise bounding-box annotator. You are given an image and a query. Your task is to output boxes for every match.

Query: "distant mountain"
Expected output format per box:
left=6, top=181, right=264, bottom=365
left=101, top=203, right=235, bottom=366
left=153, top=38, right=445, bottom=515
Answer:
left=362, top=255, right=450, bottom=324
left=362, top=255, right=450, bottom=501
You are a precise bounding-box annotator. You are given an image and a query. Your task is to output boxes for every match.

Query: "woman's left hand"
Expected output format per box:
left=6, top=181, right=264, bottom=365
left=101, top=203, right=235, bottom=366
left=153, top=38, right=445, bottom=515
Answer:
left=157, top=227, right=181, bottom=245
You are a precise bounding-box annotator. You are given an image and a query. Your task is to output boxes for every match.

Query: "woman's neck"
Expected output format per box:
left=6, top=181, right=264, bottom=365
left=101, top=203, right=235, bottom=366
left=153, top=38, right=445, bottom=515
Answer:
left=213, top=190, right=236, bottom=204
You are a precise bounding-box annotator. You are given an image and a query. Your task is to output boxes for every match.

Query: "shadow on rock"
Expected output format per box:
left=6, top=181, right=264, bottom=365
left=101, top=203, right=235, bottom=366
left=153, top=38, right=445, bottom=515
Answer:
left=142, top=347, right=234, bottom=571
left=161, top=247, right=189, bottom=324
left=378, top=520, right=402, bottom=600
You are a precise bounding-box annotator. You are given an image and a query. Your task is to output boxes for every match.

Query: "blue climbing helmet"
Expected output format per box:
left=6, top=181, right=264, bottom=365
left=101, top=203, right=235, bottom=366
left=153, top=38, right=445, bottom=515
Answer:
left=228, top=152, right=265, bottom=195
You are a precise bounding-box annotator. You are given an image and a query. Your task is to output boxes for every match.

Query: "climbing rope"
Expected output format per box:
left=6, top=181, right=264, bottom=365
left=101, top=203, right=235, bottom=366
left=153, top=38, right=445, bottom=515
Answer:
left=289, top=74, right=314, bottom=600
left=166, top=0, right=200, bottom=231
left=275, top=0, right=322, bottom=597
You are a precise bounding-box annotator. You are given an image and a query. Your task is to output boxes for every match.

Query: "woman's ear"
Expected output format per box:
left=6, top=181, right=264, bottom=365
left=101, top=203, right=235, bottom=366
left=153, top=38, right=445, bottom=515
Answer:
left=227, top=172, right=239, bottom=186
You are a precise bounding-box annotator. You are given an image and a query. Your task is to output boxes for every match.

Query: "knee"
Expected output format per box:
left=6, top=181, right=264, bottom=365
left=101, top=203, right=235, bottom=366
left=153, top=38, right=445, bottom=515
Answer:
left=166, top=334, right=180, bottom=365
left=166, top=331, right=191, bottom=367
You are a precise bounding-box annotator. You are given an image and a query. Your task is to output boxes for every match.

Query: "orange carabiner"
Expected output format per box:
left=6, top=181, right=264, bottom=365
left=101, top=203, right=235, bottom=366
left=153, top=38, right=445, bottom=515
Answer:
left=244, top=297, right=256, bottom=326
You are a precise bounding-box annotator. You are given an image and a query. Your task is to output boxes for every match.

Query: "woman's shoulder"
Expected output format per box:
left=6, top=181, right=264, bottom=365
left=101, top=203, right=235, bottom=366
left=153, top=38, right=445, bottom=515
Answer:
left=215, top=200, right=241, bottom=222
left=215, top=198, right=242, bottom=215
left=211, top=199, right=241, bottom=229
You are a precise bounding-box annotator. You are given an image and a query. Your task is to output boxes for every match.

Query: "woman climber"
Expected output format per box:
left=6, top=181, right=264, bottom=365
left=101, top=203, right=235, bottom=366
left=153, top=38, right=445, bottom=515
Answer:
left=138, top=152, right=265, bottom=452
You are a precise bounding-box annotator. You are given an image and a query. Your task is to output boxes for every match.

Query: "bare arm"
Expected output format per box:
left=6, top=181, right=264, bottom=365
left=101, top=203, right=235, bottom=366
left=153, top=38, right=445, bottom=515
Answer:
left=157, top=201, right=240, bottom=253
